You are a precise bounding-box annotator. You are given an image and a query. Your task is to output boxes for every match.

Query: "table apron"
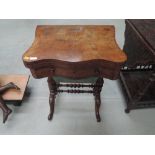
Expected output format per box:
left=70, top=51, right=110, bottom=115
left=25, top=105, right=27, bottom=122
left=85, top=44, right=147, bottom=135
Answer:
left=29, top=66, right=121, bottom=80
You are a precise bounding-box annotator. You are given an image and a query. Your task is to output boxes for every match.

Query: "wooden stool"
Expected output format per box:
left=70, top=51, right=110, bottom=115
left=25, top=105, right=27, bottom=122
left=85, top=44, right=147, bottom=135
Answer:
left=23, top=25, right=127, bottom=122
left=0, top=75, right=30, bottom=123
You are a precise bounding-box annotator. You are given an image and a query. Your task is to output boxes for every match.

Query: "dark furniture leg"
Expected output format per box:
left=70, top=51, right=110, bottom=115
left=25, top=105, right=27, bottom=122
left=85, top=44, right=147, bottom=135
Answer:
left=47, top=77, right=57, bottom=120
left=0, top=82, right=20, bottom=123
left=47, top=77, right=104, bottom=122
left=0, top=96, right=12, bottom=123
left=93, top=77, right=104, bottom=122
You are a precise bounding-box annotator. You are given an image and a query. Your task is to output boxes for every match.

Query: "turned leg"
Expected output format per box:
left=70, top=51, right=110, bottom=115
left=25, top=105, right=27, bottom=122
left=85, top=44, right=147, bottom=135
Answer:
left=47, top=77, right=57, bottom=120
left=93, top=77, right=104, bottom=122
left=0, top=96, right=12, bottom=123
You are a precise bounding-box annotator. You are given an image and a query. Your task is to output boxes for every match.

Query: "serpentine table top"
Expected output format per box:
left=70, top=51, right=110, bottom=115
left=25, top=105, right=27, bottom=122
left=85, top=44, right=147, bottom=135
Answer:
left=23, top=25, right=127, bottom=80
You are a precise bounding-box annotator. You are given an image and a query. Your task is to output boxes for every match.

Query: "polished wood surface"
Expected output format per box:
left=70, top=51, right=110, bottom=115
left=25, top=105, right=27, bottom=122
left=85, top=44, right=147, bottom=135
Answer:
left=23, top=25, right=127, bottom=80
left=23, top=25, right=126, bottom=63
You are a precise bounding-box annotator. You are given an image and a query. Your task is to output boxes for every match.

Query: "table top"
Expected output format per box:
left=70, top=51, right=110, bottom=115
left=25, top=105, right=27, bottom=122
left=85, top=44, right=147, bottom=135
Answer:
left=23, top=25, right=126, bottom=63
left=23, top=25, right=127, bottom=80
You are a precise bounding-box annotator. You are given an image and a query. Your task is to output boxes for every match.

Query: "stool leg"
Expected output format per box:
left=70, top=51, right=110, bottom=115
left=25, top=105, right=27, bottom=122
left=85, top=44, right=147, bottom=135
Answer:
left=47, top=77, right=57, bottom=121
left=94, top=77, right=104, bottom=122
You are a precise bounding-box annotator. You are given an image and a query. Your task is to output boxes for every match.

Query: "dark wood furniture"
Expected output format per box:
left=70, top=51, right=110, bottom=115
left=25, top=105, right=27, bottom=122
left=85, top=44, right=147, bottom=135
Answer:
left=120, top=19, right=155, bottom=113
left=0, top=75, right=30, bottom=123
left=23, top=25, right=126, bottom=122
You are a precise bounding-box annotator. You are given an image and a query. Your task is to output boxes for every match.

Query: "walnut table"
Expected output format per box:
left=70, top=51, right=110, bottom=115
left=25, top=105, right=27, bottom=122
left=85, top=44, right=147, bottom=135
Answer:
left=23, top=25, right=127, bottom=122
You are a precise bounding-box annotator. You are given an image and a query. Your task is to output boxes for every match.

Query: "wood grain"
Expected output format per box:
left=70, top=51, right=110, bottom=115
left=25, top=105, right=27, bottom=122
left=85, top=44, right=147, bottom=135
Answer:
left=23, top=25, right=126, bottom=63
left=23, top=25, right=127, bottom=80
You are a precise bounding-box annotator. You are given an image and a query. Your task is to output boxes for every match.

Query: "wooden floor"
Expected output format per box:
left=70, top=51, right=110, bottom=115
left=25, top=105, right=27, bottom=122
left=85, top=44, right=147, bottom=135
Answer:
left=0, top=19, right=155, bottom=135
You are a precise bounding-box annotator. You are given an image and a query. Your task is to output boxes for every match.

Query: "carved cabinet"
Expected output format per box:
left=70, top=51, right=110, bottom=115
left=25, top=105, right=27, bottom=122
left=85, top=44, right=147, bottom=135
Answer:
left=120, top=19, right=155, bottom=113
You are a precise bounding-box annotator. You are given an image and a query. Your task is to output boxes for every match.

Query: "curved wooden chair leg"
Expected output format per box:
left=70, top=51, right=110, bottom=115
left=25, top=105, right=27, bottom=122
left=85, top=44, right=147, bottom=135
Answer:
left=3, top=108, right=12, bottom=124
left=0, top=82, right=20, bottom=123
left=0, top=96, right=12, bottom=123
left=0, top=82, right=20, bottom=94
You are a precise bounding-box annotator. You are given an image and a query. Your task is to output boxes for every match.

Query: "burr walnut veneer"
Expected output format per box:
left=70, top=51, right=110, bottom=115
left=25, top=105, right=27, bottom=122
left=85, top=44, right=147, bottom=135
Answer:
left=23, top=25, right=127, bottom=122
